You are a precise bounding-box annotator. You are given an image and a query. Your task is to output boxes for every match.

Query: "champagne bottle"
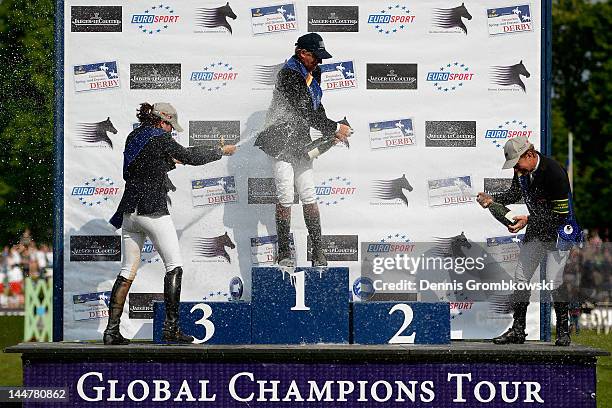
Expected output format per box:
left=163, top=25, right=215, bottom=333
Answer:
left=303, top=117, right=352, bottom=160
left=304, top=138, right=337, bottom=160
left=488, top=202, right=517, bottom=227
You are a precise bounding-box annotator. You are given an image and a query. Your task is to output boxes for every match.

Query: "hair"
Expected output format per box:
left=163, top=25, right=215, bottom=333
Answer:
left=136, top=103, right=162, bottom=127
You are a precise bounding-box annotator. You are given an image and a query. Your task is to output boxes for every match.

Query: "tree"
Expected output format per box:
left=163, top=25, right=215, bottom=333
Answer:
left=0, top=0, right=54, bottom=244
left=552, top=0, right=612, bottom=229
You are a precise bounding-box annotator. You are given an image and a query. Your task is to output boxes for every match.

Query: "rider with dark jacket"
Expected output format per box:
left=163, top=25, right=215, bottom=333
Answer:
left=104, top=102, right=235, bottom=345
left=254, top=33, right=351, bottom=267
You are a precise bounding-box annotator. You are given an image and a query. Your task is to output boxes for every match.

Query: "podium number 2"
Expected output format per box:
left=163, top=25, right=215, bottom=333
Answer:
left=191, top=303, right=215, bottom=344
left=388, top=303, right=416, bottom=344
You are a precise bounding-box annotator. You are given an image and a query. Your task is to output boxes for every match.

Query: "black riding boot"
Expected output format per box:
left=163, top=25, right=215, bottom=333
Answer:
left=103, top=276, right=132, bottom=345
left=303, top=203, right=327, bottom=267
left=552, top=287, right=571, bottom=346
left=275, top=204, right=293, bottom=267
left=493, top=291, right=529, bottom=345
left=162, top=267, right=193, bottom=343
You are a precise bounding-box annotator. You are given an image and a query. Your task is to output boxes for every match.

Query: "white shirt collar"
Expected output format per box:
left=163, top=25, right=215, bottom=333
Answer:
left=532, top=154, right=541, bottom=174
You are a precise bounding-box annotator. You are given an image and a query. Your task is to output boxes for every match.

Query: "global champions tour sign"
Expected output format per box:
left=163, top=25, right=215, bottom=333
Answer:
left=63, top=364, right=565, bottom=405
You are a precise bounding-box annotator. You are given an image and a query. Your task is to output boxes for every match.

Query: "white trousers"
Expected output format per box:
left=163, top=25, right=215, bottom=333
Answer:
left=119, top=212, right=182, bottom=280
left=273, top=159, right=316, bottom=206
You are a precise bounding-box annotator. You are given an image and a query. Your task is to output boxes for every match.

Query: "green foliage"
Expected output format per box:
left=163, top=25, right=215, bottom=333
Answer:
left=0, top=316, right=24, bottom=386
left=552, top=0, right=612, bottom=228
left=0, top=0, right=55, bottom=244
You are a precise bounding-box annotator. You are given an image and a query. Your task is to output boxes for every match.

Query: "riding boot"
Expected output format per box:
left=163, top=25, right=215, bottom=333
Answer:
left=493, top=291, right=529, bottom=345
left=103, top=276, right=132, bottom=345
left=162, top=267, right=193, bottom=343
left=552, top=287, right=571, bottom=346
left=275, top=204, right=293, bottom=267
left=303, top=203, right=327, bottom=267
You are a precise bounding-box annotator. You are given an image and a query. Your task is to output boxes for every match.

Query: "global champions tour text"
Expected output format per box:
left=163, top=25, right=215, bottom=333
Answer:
left=76, top=371, right=546, bottom=404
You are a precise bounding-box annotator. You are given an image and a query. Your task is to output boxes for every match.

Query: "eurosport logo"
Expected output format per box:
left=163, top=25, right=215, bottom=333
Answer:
left=251, top=4, right=297, bottom=35
left=131, top=4, right=180, bottom=35
left=426, top=62, right=474, bottom=92
left=189, top=62, right=238, bottom=92
left=367, top=4, right=415, bottom=35
left=487, top=5, right=532, bottom=36
left=71, top=177, right=120, bottom=207
left=315, top=176, right=356, bottom=206
left=140, top=239, right=161, bottom=264
left=484, top=119, right=533, bottom=148
left=319, top=61, right=356, bottom=91
left=73, top=61, right=120, bottom=93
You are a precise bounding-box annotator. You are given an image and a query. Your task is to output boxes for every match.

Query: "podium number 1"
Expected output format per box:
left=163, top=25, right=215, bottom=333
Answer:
left=388, top=303, right=416, bottom=344
left=191, top=303, right=215, bottom=344
left=291, top=270, right=310, bottom=311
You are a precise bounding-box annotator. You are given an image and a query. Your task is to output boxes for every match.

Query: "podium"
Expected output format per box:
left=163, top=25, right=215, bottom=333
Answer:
left=251, top=267, right=350, bottom=344
left=352, top=302, right=450, bottom=344
left=152, top=267, right=451, bottom=345
left=153, top=301, right=251, bottom=344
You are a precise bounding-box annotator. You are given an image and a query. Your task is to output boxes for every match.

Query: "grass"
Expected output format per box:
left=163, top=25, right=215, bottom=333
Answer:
left=0, top=316, right=610, bottom=407
left=570, top=329, right=612, bottom=408
left=0, top=316, right=23, bottom=386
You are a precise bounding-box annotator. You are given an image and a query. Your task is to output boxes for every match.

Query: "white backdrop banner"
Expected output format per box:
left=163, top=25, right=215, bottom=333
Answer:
left=61, top=0, right=543, bottom=341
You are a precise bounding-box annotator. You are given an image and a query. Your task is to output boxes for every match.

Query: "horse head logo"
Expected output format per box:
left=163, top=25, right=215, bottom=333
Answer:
left=193, top=231, right=236, bottom=263
left=432, top=3, right=472, bottom=35
left=372, top=174, right=414, bottom=206
left=77, top=117, right=117, bottom=148
left=254, top=62, right=285, bottom=86
left=196, top=2, right=237, bottom=34
left=432, top=231, right=472, bottom=258
left=490, top=60, right=531, bottom=92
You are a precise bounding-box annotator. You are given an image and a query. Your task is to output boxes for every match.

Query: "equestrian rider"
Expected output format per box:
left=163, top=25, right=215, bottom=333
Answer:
left=254, top=33, right=351, bottom=267
left=104, top=102, right=236, bottom=345
left=477, top=136, right=574, bottom=346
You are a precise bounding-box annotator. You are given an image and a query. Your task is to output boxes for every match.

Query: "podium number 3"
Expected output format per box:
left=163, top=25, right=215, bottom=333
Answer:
left=191, top=303, right=215, bottom=344
left=388, top=303, right=416, bottom=344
